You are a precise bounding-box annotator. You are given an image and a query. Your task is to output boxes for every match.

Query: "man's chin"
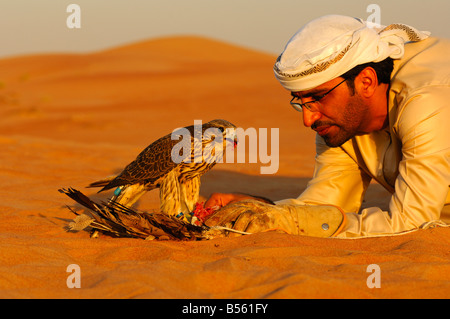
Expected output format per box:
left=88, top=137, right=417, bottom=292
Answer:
left=323, top=138, right=344, bottom=148
left=321, top=130, right=353, bottom=148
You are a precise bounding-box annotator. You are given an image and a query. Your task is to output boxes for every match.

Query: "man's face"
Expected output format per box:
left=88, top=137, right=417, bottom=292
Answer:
left=292, top=78, right=369, bottom=147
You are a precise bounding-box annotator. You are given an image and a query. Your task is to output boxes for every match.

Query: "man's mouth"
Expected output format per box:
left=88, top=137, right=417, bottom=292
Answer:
left=314, top=125, right=332, bottom=136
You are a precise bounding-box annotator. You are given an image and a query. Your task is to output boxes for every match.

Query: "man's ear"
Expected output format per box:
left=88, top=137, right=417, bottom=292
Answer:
left=355, top=67, right=378, bottom=98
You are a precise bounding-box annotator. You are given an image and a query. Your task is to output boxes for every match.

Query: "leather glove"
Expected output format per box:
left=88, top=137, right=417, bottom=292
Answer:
left=205, top=199, right=347, bottom=237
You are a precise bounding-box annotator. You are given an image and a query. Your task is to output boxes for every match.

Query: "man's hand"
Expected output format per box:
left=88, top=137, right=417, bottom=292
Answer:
left=204, top=193, right=258, bottom=209
left=205, top=200, right=347, bottom=237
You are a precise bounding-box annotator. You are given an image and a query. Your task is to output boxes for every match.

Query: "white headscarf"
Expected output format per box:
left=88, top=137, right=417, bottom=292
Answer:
left=274, top=15, right=430, bottom=91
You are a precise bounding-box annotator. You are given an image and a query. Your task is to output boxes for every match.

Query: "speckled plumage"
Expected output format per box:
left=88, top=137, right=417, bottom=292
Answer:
left=88, top=119, right=237, bottom=218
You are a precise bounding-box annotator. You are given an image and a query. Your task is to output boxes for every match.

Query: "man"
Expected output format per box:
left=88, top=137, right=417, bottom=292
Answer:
left=205, top=15, right=450, bottom=238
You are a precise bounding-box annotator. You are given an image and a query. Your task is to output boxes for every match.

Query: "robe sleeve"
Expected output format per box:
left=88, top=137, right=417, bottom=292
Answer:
left=275, top=134, right=371, bottom=213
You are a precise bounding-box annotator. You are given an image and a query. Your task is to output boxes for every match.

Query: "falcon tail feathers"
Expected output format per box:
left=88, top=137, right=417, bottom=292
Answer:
left=58, top=187, right=213, bottom=240
left=87, top=180, right=109, bottom=188
left=87, top=176, right=118, bottom=192
left=59, top=187, right=98, bottom=211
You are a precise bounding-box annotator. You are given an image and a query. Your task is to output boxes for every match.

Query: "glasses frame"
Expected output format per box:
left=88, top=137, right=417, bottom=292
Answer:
left=290, top=78, right=347, bottom=112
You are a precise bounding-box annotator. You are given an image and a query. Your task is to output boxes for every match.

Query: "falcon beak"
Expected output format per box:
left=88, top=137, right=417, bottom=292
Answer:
left=224, top=130, right=238, bottom=149
left=224, top=137, right=237, bottom=148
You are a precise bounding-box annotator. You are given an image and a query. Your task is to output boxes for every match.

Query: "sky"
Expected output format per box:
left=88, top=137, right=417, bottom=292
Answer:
left=0, top=0, right=449, bottom=58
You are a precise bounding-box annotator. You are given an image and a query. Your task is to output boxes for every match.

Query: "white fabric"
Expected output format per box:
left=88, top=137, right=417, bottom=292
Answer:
left=275, top=37, right=450, bottom=238
left=274, top=15, right=430, bottom=91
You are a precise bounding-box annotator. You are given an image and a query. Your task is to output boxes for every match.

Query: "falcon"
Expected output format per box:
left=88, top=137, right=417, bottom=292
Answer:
left=88, top=119, right=237, bottom=221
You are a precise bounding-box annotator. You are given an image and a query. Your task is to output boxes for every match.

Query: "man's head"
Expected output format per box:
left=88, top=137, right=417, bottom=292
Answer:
left=274, top=15, right=429, bottom=147
left=291, top=62, right=391, bottom=147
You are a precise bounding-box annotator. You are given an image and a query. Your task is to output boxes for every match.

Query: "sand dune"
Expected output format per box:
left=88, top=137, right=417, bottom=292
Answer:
left=0, top=36, right=448, bottom=299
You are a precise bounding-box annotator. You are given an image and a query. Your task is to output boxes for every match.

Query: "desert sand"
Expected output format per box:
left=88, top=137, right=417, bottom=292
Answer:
left=0, top=36, right=448, bottom=299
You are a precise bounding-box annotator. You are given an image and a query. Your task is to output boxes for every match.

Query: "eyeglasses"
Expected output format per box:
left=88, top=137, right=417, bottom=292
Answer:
left=290, top=78, right=347, bottom=112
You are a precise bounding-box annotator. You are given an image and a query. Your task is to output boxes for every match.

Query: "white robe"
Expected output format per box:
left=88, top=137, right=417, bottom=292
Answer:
left=276, top=37, right=450, bottom=237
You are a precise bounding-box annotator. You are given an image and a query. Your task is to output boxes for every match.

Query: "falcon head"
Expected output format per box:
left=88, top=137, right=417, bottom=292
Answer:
left=198, top=119, right=237, bottom=164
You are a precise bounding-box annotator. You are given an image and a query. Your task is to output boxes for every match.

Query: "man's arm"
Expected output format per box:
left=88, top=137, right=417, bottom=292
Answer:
left=276, top=133, right=372, bottom=214
left=389, top=87, right=449, bottom=225
left=206, top=135, right=371, bottom=213
left=204, top=88, right=449, bottom=237
left=204, top=135, right=371, bottom=237
left=341, top=86, right=450, bottom=237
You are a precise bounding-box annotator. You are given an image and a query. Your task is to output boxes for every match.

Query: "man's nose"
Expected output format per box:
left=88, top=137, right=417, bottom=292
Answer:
left=302, top=108, right=322, bottom=127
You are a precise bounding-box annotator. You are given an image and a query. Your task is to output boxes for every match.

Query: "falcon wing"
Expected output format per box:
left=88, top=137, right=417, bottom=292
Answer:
left=100, top=134, right=181, bottom=191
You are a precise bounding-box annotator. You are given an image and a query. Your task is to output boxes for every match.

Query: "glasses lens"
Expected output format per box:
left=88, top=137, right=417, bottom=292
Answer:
left=290, top=101, right=303, bottom=112
left=290, top=100, right=322, bottom=112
